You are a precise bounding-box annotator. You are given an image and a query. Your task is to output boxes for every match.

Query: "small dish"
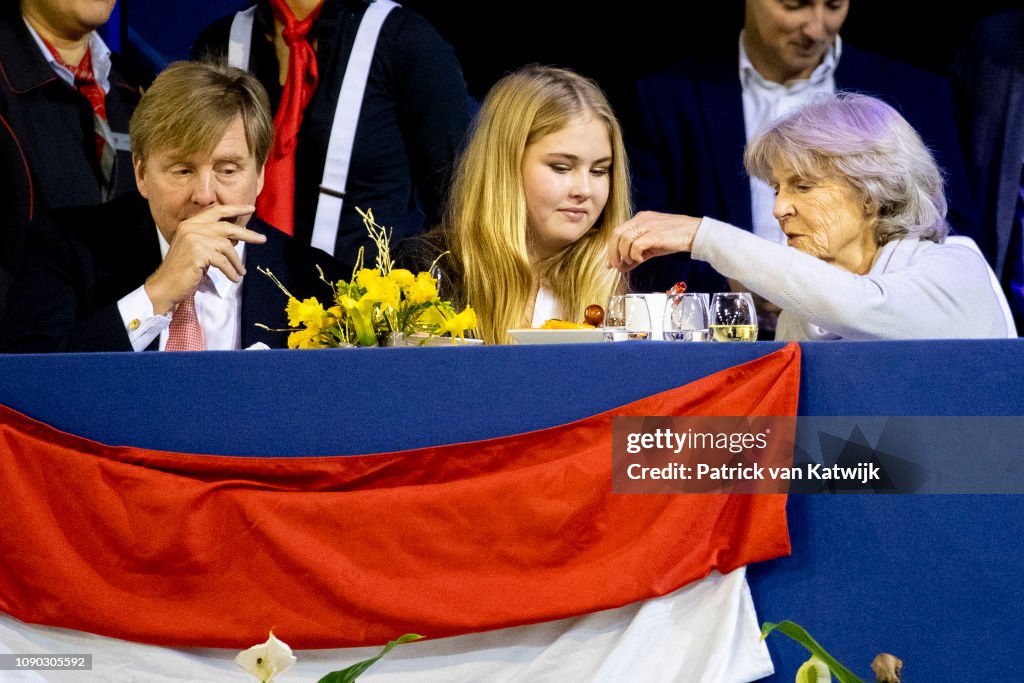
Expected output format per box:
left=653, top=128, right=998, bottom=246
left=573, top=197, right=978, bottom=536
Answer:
left=507, top=328, right=605, bottom=345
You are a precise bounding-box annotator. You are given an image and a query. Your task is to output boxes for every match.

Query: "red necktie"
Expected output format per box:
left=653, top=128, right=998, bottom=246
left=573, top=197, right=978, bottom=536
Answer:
left=41, top=42, right=115, bottom=190
left=165, top=294, right=206, bottom=351
left=256, top=0, right=323, bottom=236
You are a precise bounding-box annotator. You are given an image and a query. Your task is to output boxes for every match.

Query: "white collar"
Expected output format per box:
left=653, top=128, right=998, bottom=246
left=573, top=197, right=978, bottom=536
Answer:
left=23, top=19, right=112, bottom=93
left=738, top=31, right=842, bottom=91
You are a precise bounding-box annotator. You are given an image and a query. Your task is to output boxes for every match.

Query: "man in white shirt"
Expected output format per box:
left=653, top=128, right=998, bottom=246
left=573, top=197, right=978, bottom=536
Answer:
left=0, top=61, right=344, bottom=353
left=629, top=0, right=978, bottom=336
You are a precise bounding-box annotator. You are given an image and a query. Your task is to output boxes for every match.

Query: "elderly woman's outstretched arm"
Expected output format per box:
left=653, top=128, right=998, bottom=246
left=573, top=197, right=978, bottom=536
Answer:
left=692, top=218, right=1009, bottom=340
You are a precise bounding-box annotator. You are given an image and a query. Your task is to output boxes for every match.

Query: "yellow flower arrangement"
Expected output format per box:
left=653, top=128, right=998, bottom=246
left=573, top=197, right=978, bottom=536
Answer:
left=260, top=209, right=476, bottom=348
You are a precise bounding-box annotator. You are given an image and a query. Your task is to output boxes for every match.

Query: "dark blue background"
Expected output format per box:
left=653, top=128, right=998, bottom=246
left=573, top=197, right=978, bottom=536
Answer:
left=117, top=1, right=1024, bottom=112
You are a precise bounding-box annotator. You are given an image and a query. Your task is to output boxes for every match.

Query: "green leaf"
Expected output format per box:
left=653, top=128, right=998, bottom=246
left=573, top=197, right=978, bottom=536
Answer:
left=760, top=621, right=866, bottom=683
left=316, top=634, right=424, bottom=683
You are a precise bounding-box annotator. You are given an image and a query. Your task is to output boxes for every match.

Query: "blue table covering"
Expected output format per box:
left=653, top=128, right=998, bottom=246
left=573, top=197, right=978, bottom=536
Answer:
left=2, top=339, right=1022, bottom=680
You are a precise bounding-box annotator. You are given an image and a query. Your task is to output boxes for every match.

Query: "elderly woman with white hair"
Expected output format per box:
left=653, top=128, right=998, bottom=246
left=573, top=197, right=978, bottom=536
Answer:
left=609, top=92, right=1011, bottom=340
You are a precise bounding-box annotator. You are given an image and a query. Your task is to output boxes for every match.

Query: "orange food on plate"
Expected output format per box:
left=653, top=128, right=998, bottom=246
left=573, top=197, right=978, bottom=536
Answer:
left=540, top=319, right=595, bottom=330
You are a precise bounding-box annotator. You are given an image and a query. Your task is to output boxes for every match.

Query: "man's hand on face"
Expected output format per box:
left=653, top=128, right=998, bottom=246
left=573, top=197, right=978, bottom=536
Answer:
left=144, top=204, right=267, bottom=316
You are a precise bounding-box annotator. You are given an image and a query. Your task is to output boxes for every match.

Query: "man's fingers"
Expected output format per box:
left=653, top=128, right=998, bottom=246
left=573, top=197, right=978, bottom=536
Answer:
left=178, top=220, right=266, bottom=245
left=217, top=222, right=267, bottom=244
left=176, top=205, right=266, bottom=242
left=187, top=204, right=257, bottom=223
left=208, top=249, right=245, bottom=283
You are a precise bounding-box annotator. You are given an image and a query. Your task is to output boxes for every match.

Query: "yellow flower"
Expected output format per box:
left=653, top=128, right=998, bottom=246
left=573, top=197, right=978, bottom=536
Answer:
left=288, top=327, right=326, bottom=349
left=406, top=271, right=439, bottom=305
left=286, top=297, right=326, bottom=329
left=417, top=305, right=445, bottom=328
left=355, top=268, right=381, bottom=289
left=339, top=295, right=379, bottom=347
left=442, top=305, right=477, bottom=340
left=267, top=209, right=481, bottom=348
left=388, top=268, right=415, bottom=288
left=359, top=272, right=401, bottom=311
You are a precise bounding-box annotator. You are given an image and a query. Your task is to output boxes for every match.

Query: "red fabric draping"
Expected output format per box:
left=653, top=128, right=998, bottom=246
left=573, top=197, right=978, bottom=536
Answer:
left=0, top=344, right=799, bottom=649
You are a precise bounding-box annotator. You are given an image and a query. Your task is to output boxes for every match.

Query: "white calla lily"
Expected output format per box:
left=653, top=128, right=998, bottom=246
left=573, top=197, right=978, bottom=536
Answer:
left=235, top=631, right=297, bottom=683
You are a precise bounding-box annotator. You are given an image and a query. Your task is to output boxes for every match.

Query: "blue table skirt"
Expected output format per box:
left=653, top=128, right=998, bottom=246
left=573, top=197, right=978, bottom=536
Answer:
left=2, top=339, right=1022, bottom=680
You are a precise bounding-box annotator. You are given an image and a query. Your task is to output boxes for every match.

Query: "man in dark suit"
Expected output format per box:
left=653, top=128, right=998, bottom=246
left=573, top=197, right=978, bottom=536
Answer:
left=0, top=61, right=342, bottom=353
left=0, top=0, right=142, bottom=318
left=951, top=11, right=1024, bottom=335
left=628, top=0, right=979, bottom=315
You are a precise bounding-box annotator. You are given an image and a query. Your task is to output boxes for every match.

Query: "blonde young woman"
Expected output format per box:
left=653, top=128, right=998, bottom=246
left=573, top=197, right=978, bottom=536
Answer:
left=408, top=65, right=630, bottom=344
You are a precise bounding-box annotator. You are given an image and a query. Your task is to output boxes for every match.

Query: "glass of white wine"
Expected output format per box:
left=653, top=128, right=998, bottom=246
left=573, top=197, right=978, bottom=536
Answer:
left=624, top=293, right=652, bottom=340
left=709, top=292, right=758, bottom=341
left=603, top=294, right=627, bottom=342
left=663, top=293, right=710, bottom=341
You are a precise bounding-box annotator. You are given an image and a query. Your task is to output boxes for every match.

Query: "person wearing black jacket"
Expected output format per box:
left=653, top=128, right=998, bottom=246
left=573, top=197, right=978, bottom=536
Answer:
left=192, top=0, right=473, bottom=273
left=0, top=61, right=342, bottom=353
left=0, top=0, right=142, bottom=317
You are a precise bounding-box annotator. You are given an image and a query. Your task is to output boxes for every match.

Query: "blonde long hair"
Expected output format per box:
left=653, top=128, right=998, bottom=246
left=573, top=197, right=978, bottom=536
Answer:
left=444, top=65, right=629, bottom=344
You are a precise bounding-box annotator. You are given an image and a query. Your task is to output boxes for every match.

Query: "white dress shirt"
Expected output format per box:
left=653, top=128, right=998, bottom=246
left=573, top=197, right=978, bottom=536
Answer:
left=739, top=32, right=841, bottom=244
left=116, top=229, right=245, bottom=351
left=23, top=20, right=112, bottom=94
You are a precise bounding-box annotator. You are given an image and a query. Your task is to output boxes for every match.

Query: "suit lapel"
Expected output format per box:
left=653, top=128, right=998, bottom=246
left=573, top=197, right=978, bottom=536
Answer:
left=699, top=60, right=752, bottom=230
left=240, top=221, right=291, bottom=349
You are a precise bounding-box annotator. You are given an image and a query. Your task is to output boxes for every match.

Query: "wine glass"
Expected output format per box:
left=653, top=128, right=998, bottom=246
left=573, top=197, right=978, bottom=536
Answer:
left=709, top=292, right=758, bottom=341
left=623, top=294, right=652, bottom=340
left=663, top=293, right=710, bottom=341
left=603, top=294, right=627, bottom=342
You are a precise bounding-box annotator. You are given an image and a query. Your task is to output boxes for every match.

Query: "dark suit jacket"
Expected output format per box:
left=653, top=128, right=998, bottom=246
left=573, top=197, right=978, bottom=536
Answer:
left=0, top=112, right=32, bottom=321
left=0, top=193, right=345, bottom=352
left=0, top=4, right=141, bottom=321
left=629, top=43, right=981, bottom=293
left=951, top=11, right=1024, bottom=282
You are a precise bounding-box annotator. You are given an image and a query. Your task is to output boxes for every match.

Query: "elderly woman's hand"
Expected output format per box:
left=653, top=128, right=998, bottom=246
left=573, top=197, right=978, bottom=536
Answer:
left=606, top=211, right=703, bottom=273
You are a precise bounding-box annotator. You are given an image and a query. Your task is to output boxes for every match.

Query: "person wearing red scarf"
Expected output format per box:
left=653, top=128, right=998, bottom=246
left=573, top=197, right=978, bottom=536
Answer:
left=256, top=0, right=324, bottom=236
left=0, top=0, right=141, bottom=317
left=193, top=0, right=473, bottom=273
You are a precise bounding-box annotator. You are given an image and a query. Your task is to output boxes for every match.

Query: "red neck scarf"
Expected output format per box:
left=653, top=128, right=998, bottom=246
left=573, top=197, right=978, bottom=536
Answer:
left=256, top=0, right=324, bottom=236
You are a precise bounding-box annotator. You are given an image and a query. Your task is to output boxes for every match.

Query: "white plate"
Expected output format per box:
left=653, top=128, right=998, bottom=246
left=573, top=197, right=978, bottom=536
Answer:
left=508, top=328, right=604, bottom=345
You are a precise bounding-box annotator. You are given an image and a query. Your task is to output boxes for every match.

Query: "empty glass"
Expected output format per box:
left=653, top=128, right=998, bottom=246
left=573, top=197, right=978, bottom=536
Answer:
left=663, top=293, right=711, bottom=341
left=709, top=292, right=758, bottom=341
